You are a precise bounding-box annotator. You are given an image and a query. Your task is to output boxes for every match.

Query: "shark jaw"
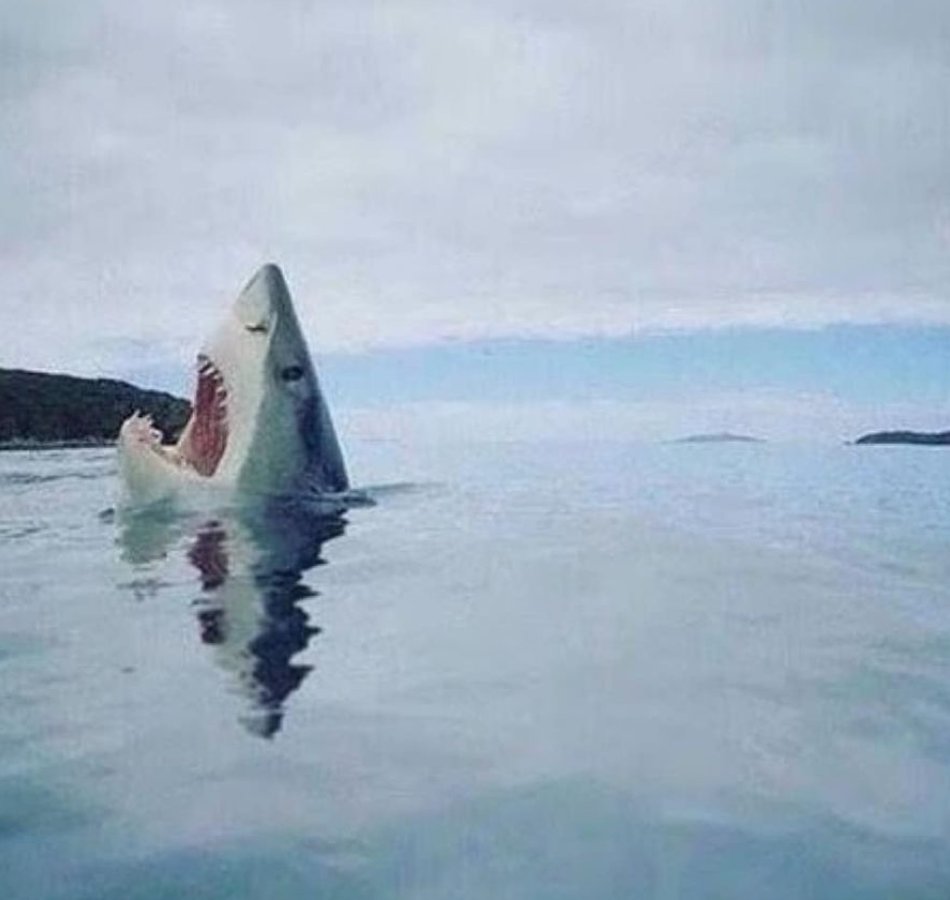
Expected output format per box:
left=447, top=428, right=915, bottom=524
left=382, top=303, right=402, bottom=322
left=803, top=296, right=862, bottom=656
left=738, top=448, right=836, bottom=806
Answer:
left=177, top=352, right=229, bottom=477
left=118, top=264, right=349, bottom=505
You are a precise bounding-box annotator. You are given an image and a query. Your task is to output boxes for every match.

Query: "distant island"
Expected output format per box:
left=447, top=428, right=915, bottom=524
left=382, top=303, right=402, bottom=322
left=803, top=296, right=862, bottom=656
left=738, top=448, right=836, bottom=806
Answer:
left=854, top=430, right=950, bottom=446
left=0, top=368, right=191, bottom=449
left=672, top=432, right=764, bottom=444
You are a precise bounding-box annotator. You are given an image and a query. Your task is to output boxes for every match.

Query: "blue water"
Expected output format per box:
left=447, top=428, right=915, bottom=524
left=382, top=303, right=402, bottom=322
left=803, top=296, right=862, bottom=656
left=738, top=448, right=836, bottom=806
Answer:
left=1, top=441, right=949, bottom=899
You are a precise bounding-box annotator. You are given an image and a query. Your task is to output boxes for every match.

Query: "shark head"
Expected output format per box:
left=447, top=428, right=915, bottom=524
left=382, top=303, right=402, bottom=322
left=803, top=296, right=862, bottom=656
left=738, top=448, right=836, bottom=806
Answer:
left=120, top=264, right=348, bottom=503
left=176, top=264, right=349, bottom=496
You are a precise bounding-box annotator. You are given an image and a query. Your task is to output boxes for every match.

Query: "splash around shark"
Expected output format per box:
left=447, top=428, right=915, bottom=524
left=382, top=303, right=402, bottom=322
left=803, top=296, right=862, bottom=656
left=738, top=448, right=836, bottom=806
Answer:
left=118, top=264, right=358, bottom=508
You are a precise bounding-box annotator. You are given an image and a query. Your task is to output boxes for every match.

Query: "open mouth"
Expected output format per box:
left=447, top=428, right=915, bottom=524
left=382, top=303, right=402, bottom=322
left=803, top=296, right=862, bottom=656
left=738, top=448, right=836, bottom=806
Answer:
left=178, top=353, right=229, bottom=477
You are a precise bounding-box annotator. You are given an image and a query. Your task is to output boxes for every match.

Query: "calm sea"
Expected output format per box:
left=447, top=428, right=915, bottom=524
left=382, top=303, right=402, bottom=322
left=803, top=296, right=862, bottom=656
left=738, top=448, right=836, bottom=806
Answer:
left=1, top=440, right=948, bottom=899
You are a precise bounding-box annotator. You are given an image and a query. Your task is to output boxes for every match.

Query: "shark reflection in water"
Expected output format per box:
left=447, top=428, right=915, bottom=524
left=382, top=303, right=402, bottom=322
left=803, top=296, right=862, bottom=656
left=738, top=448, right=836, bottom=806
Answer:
left=188, top=504, right=346, bottom=738
left=118, top=499, right=347, bottom=738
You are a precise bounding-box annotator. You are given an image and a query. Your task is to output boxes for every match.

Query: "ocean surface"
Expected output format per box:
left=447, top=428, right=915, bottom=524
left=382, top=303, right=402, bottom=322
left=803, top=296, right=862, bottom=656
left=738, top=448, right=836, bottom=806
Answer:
left=1, top=440, right=949, bottom=899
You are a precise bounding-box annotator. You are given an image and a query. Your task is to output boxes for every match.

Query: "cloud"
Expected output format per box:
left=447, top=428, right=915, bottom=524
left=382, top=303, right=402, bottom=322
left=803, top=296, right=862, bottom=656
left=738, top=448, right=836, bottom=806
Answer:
left=2, top=0, right=949, bottom=373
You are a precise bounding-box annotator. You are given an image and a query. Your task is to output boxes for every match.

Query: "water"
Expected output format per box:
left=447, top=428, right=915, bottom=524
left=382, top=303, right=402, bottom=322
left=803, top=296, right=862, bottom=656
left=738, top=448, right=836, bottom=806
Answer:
left=1, top=440, right=949, bottom=899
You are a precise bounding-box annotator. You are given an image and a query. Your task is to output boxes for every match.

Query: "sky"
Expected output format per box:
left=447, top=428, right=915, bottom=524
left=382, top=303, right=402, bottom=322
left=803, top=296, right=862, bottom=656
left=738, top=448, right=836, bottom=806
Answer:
left=2, top=0, right=948, bottom=440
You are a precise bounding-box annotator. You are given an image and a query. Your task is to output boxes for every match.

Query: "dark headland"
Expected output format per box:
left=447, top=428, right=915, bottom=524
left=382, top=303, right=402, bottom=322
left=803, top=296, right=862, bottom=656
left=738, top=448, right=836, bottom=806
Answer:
left=0, top=368, right=191, bottom=449
left=854, top=430, right=950, bottom=446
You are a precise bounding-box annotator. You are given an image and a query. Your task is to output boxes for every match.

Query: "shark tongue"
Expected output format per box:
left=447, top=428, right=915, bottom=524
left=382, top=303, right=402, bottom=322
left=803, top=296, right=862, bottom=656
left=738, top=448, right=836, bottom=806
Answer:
left=179, top=356, right=228, bottom=477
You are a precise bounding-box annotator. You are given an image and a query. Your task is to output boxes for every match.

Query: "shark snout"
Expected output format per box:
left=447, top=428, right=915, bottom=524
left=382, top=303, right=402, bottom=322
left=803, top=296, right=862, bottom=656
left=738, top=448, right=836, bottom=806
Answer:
left=250, top=263, right=287, bottom=295
left=234, top=263, right=291, bottom=333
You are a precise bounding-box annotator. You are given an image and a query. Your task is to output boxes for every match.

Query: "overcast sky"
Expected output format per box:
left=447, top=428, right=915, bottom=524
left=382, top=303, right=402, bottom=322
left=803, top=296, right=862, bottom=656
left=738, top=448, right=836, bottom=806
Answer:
left=2, top=1, right=948, bottom=440
left=3, top=0, right=949, bottom=372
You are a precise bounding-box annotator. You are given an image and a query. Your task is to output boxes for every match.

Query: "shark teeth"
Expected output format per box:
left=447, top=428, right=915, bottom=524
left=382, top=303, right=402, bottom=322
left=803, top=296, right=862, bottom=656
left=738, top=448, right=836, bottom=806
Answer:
left=123, top=410, right=164, bottom=447
left=178, top=352, right=230, bottom=477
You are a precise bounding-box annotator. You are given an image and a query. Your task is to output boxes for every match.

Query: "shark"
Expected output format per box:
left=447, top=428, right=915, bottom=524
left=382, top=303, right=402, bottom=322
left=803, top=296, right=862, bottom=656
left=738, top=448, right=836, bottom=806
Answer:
left=118, top=264, right=350, bottom=506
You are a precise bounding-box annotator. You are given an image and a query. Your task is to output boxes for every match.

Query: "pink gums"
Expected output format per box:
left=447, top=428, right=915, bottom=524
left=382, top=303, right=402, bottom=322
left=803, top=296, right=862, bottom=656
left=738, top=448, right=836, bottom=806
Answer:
left=179, top=355, right=228, bottom=477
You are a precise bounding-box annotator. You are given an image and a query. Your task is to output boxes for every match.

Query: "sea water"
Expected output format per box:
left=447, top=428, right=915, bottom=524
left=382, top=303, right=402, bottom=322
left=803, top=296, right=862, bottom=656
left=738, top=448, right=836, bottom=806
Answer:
left=0, top=440, right=948, bottom=899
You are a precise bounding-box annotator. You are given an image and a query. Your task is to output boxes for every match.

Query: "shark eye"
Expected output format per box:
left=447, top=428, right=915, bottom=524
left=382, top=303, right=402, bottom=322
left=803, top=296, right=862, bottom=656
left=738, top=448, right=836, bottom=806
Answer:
left=280, top=365, right=304, bottom=382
